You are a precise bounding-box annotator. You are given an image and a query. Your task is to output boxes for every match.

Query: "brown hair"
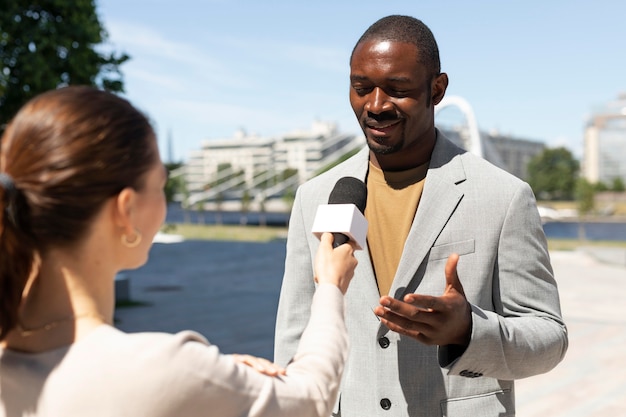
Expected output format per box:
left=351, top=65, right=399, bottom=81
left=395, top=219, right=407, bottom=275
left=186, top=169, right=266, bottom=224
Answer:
left=0, top=86, right=158, bottom=339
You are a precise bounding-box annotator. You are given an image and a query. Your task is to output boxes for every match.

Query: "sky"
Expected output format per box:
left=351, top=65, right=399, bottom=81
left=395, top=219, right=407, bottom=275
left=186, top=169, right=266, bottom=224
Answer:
left=96, top=0, right=626, bottom=162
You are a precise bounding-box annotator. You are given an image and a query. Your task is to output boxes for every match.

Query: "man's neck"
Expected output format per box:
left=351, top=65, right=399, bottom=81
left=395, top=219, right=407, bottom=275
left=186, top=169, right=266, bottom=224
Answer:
left=370, top=130, right=437, bottom=172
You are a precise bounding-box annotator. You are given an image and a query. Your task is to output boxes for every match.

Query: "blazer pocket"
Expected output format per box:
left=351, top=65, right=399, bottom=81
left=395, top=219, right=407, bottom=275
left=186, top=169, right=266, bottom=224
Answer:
left=429, top=239, right=475, bottom=261
left=440, top=389, right=513, bottom=416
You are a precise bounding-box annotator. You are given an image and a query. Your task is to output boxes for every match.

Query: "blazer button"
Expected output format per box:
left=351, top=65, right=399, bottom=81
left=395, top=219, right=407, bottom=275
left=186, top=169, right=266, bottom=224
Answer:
left=380, top=398, right=391, bottom=410
left=378, top=337, right=390, bottom=348
left=460, top=370, right=482, bottom=378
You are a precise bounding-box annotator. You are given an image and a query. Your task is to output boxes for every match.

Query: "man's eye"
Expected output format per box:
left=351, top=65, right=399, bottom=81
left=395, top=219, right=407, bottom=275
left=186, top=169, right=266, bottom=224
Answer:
left=388, top=89, right=409, bottom=98
left=352, top=86, right=372, bottom=96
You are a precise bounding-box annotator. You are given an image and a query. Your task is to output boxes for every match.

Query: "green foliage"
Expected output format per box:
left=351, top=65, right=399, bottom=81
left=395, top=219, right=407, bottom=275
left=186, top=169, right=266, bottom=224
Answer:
left=164, top=223, right=287, bottom=242
left=575, top=178, right=595, bottom=216
left=281, top=168, right=298, bottom=180
left=253, top=167, right=299, bottom=187
left=240, top=188, right=251, bottom=213
left=164, top=162, right=184, bottom=203
left=217, top=163, right=231, bottom=172
left=527, top=147, right=579, bottom=200
left=0, top=0, right=129, bottom=130
left=206, top=163, right=245, bottom=188
left=591, top=178, right=624, bottom=193
left=594, top=181, right=609, bottom=192
left=611, top=177, right=625, bottom=192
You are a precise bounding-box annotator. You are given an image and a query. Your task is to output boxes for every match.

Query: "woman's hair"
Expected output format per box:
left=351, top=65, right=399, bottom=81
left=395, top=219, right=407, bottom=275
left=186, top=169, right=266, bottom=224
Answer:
left=0, top=86, right=158, bottom=339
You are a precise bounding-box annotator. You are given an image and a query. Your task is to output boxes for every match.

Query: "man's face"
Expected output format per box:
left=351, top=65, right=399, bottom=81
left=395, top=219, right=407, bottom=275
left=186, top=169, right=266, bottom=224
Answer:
left=349, top=39, right=447, bottom=168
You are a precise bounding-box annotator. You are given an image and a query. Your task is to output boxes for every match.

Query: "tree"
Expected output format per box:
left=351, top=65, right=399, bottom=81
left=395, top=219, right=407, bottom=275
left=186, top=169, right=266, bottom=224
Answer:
left=240, top=188, right=251, bottom=225
left=576, top=178, right=595, bottom=216
left=527, top=147, right=579, bottom=200
left=164, top=162, right=184, bottom=203
left=214, top=192, right=224, bottom=225
left=194, top=200, right=205, bottom=224
left=258, top=191, right=267, bottom=227
left=575, top=178, right=595, bottom=241
left=0, top=0, right=129, bottom=131
left=611, top=177, right=625, bottom=192
left=594, top=181, right=609, bottom=192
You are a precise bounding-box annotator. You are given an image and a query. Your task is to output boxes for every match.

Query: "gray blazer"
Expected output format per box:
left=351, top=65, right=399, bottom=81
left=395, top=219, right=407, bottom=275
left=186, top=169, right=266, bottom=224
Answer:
left=274, top=132, right=568, bottom=417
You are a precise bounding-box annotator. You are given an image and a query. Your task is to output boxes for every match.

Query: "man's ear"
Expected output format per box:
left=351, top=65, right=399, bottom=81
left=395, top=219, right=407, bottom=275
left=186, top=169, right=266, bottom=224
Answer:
left=431, top=72, right=449, bottom=106
left=113, top=187, right=136, bottom=233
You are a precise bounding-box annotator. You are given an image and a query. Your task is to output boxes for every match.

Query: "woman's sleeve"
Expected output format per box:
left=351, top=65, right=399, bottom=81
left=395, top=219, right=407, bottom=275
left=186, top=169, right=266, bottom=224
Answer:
left=166, top=283, right=347, bottom=417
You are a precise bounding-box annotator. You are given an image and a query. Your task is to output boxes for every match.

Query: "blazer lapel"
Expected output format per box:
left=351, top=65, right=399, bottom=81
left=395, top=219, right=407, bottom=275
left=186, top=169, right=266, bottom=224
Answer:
left=387, top=134, right=467, bottom=299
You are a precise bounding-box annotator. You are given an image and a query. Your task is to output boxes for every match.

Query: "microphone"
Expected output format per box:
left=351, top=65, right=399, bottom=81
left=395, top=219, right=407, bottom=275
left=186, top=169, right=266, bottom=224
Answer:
left=311, top=177, right=368, bottom=249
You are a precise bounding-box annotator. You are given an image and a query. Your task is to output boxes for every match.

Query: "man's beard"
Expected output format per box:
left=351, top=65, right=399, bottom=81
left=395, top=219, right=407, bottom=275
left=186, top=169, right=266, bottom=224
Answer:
left=361, top=111, right=403, bottom=155
left=366, top=134, right=404, bottom=155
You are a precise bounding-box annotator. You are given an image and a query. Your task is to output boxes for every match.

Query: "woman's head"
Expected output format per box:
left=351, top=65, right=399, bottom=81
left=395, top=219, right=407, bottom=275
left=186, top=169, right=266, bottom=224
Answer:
left=0, top=86, right=163, bottom=339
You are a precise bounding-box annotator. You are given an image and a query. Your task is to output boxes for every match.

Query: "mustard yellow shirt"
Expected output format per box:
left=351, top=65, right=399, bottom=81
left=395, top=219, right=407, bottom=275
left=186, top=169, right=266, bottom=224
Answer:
left=365, top=161, right=429, bottom=296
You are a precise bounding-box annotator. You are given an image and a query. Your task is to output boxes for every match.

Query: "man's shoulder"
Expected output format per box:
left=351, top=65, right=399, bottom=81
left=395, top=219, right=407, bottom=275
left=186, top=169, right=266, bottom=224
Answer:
left=460, top=151, right=525, bottom=186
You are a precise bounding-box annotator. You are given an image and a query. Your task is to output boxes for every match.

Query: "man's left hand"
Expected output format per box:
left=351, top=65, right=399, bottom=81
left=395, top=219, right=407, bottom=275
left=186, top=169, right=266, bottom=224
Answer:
left=373, top=253, right=472, bottom=346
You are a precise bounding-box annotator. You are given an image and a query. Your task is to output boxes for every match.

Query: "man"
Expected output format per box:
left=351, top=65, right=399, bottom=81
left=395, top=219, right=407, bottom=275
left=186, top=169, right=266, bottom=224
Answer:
left=274, top=15, right=568, bottom=416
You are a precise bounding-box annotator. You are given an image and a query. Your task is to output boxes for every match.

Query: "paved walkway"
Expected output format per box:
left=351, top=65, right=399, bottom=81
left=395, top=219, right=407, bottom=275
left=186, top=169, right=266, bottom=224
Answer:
left=516, top=248, right=626, bottom=416
left=114, top=241, right=626, bottom=416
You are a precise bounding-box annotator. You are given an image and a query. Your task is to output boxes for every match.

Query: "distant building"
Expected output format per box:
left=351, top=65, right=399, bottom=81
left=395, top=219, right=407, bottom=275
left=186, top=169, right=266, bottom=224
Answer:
left=435, top=96, right=544, bottom=181
left=439, top=126, right=544, bottom=180
left=184, top=129, right=274, bottom=193
left=181, top=121, right=362, bottom=205
left=485, top=131, right=545, bottom=180
left=583, top=93, right=626, bottom=185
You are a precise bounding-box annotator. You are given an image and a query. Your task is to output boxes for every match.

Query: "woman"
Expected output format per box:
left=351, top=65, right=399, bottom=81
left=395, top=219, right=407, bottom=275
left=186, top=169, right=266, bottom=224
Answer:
left=0, top=86, right=357, bottom=416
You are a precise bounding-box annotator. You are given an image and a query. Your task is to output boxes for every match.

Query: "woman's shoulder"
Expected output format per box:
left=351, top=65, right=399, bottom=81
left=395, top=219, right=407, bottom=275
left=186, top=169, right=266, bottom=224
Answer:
left=0, top=325, right=229, bottom=416
left=81, top=325, right=214, bottom=360
left=68, top=326, right=228, bottom=396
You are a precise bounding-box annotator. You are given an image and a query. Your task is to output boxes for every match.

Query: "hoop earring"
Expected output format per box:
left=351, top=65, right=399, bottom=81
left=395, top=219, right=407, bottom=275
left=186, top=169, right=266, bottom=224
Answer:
left=121, top=229, right=142, bottom=248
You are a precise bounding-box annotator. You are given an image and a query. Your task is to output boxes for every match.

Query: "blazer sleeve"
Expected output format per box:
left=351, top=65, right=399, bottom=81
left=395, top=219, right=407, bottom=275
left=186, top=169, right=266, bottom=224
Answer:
left=441, top=182, right=569, bottom=379
left=274, top=185, right=318, bottom=367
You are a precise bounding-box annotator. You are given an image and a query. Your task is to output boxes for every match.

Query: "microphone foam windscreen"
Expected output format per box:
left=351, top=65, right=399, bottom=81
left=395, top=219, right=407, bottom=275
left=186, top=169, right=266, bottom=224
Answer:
left=328, top=177, right=368, bottom=213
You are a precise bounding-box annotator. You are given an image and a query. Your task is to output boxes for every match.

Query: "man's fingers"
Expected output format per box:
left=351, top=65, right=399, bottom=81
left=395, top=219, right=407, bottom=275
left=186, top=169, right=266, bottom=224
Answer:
left=374, top=305, right=437, bottom=345
left=379, top=296, right=434, bottom=317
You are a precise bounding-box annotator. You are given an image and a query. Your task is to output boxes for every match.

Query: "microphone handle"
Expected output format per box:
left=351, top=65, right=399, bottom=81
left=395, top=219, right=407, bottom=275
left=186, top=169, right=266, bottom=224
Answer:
left=332, top=232, right=350, bottom=248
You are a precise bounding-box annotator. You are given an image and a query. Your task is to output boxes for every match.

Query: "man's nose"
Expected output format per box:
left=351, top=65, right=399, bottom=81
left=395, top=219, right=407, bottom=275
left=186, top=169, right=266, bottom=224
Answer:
left=364, top=87, right=392, bottom=114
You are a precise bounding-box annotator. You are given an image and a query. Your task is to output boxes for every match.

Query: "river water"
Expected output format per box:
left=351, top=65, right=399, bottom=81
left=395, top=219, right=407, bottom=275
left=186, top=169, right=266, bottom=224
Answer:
left=542, top=221, right=626, bottom=241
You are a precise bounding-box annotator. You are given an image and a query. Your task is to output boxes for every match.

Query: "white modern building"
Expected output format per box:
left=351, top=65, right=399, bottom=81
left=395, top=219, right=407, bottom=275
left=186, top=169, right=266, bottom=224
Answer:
left=583, top=93, right=626, bottom=185
left=180, top=121, right=363, bottom=208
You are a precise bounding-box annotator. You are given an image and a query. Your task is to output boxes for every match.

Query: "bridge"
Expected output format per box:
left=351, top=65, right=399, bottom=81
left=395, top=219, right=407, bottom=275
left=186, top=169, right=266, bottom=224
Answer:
left=435, top=95, right=483, bottom=158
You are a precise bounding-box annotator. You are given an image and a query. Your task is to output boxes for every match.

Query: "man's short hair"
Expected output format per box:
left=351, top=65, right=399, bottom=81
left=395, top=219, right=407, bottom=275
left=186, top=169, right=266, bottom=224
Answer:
left=351, top=15, right=441, bottom=76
